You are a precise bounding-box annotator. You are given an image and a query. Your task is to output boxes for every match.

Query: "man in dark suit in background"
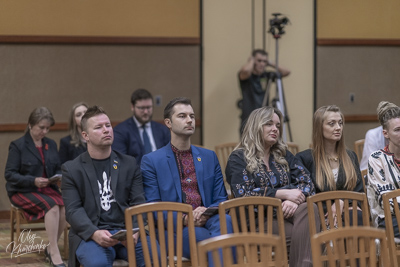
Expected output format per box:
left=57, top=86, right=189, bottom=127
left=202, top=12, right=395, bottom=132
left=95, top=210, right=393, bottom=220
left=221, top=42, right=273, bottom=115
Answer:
left=112, top=88, right=170, bottom=165
left=62, top=106, right=154, bottom=267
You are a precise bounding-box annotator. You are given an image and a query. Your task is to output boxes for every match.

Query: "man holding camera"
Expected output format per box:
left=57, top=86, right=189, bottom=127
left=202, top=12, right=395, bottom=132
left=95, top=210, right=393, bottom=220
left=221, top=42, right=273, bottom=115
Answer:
left=238, top=49, right=290, bottom=133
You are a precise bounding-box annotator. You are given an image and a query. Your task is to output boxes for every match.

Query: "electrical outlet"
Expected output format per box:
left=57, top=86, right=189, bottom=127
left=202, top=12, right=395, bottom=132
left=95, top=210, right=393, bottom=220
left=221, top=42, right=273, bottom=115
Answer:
left=349, top=93, right=355, bottom=103
left=155, top=95, right=162, bottom=107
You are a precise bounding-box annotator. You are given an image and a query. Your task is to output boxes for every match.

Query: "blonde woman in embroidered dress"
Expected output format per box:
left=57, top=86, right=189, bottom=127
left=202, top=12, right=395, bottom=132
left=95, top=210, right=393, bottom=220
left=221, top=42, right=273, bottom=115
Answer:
left=226, top=106, right=318, bottom=267
left=368, top=101, right=400, bottom=236
left=297, top=105, right=364, bottom=226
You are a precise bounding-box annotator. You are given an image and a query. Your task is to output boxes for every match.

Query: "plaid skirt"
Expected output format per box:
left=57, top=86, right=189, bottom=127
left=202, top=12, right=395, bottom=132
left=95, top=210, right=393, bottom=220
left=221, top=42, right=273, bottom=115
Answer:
left=10, top=186, right=64, bottom=221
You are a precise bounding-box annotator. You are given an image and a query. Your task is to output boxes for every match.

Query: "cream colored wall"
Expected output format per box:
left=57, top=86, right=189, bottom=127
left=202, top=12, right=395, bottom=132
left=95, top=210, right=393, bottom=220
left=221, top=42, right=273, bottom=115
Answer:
left=203, top=0, right=314, bottom=151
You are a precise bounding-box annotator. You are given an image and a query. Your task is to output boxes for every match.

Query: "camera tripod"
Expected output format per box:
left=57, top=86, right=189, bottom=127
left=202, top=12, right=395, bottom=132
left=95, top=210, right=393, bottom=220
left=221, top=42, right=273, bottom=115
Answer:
left=262, top=15, right=292, bottom=142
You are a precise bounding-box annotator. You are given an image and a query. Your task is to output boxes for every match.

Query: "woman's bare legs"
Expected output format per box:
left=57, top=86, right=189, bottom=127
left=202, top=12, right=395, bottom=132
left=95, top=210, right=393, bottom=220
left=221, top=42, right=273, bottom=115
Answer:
left=44, top=205, right=65, bottom=265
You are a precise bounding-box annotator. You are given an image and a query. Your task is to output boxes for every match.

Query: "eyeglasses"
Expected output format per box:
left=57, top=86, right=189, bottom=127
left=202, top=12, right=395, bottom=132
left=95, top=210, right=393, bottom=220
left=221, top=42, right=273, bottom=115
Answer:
left=135, top=105, right=153, bottom=111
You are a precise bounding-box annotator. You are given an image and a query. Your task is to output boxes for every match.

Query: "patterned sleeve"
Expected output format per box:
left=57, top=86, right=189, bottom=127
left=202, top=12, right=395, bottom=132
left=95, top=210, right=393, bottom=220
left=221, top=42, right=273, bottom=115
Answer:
left=368, top=150, right=397, bottom=213
left=286, top=151, right=315, bottom=196
left=225, top=150, right=278, bottom=198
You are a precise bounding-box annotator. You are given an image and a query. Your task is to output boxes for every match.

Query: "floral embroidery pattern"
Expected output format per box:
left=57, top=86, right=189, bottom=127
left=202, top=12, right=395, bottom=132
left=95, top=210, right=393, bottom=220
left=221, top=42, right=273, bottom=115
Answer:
left=234, top=159, right=314, bottom=197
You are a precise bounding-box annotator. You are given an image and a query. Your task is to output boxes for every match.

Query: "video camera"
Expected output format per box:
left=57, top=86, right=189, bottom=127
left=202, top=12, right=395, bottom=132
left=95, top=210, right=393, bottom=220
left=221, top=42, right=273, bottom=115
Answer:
left=269, top=13, right=289, bottom=37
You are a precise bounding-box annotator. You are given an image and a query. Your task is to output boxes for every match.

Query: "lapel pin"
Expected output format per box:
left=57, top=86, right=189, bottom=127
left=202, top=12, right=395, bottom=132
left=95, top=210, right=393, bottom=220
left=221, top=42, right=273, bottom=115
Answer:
left=197, top=157, right=201, bottom=162
left=113, top=164, right=118, bottom=169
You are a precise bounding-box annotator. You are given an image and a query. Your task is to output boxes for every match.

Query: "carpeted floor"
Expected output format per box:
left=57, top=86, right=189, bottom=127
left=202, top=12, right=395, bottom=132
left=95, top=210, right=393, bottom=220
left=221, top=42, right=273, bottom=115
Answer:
left=0, top=219, right=68, bottom=267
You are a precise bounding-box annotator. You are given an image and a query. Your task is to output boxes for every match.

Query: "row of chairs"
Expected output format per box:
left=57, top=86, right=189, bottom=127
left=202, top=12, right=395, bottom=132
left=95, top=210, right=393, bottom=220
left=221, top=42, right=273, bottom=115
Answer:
left=123, top=189, right=397, bottom=266
left=10, top=190, right=396, bottom=266
left=198, top=227, right=390, bottom=267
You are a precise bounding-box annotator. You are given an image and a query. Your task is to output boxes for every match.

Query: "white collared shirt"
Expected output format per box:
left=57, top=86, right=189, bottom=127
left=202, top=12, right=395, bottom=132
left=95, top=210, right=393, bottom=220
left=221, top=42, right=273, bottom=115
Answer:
left=133, top=116, right=157, bottom=152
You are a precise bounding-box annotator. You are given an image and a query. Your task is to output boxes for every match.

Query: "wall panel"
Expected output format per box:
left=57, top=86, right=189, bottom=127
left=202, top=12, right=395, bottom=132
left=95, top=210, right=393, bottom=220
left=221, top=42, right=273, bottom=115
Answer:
left=0, top=44, right=200, bottom=212
left=317, top=0, right=400, bottom=39
left=316, top=46, right=400, bottom=148
left=0, top=0, right=199, bottom=38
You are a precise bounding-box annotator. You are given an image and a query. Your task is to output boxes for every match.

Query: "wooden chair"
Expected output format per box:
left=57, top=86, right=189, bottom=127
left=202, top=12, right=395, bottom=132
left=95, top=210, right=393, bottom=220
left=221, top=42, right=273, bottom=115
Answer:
left=382, top=189, right=400, bottom=266
left=218, top=196, right=287, bottom=259
left=361, top=169, right=368, bottom=194
left=286, top=141, right=299, bottom=155
left=197, top=233, right=286, bottom=267
left=214, top=142, right=238, bottom=199
left=311, top=227, right=390, bottom=267
left=359, top=168, right=374, bottom=224
left=354, top=139, right=365, bottom=164
left=307, top=191, right=370, bottom=237
left=10, top=204, right=69, bottom=264
left=124, top=202, right=198, bottom=267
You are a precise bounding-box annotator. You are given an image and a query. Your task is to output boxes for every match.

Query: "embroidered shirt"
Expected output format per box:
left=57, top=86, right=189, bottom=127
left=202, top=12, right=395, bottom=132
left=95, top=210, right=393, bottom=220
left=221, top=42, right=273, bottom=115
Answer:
left=368, top=147, right=400, bottom=222
left=171, top=144, right=202, bottom=209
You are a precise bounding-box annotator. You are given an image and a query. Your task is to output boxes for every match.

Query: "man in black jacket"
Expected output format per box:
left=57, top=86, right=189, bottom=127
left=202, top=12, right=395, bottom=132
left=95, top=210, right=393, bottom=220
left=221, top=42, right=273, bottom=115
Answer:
left=62, top=106, right=154, bottom=267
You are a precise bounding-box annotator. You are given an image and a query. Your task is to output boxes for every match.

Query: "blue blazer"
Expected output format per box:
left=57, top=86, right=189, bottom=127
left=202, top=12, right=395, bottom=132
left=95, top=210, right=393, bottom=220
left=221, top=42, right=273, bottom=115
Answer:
left=112, top=118, right=170, bottom=165
left=141, top=143, right=228, bottom=208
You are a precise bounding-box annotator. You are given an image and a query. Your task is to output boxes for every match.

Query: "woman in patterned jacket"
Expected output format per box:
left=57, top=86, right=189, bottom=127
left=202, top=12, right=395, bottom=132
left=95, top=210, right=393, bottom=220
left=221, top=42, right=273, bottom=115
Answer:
left=226, top=106, right=318, bottom=267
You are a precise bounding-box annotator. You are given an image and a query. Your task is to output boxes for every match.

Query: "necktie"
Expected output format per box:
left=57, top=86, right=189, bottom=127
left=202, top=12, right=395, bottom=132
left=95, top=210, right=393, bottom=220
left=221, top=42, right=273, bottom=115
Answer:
left=142, top=125, right=152, bottom=154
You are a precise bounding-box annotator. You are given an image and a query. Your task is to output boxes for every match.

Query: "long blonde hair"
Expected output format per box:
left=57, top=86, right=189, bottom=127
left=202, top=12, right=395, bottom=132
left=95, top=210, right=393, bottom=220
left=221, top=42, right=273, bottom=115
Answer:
left=312, top=105, right=357, bottom=190
left=68, top=102, right=88, bottom=147
left=236, top=106, right=288, bottom=173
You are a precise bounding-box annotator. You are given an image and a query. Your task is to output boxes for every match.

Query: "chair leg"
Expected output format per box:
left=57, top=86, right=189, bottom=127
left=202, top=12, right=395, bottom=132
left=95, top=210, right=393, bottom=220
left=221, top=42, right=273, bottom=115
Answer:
left=10, top=208, right=15, bottom=251
left=63, top=226, right=68, bottom=259
left=15, top=210, right=21, bottom=264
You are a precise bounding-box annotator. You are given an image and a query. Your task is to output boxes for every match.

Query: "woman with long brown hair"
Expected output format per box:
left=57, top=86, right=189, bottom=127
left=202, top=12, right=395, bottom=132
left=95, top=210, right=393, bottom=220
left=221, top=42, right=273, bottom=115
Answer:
left=297, top=105, right=363, bottom=225
left=59, top=102, right=88, bottom=164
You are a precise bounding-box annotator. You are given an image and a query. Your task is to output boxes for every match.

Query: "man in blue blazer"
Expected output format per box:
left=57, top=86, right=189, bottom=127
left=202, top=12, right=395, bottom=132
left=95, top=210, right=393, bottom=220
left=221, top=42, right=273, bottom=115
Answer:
left=141, top=97, right=233, bottom=265
left=112, top=89, right=170, bottom=165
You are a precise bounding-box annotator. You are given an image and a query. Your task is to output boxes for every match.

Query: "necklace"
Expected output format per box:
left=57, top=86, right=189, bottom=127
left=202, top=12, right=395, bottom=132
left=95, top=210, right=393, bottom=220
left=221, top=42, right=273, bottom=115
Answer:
left=328, top=156, right=339, bottom=162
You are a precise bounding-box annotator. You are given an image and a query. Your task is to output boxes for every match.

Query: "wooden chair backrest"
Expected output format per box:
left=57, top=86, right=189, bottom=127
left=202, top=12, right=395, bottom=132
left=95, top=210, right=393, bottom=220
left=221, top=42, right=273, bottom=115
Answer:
left=286, top=142, right=299, bottom=155
left=382, top=189, right=400, bottom=266
left=354, top=139, right=365, bottom=164
left=214, top=142, right=237, bottom=199
left=125, top=202, right=198, bottom=267
left=198, top=233, right=286, bottom=267
left=361, top=169, right=368, bottom=194
left=218, top=196, right=287, bottom=259
left=214, top=142, right=237, bottom=173
left=307, top=191, right=370, bottom=237
left=311, top=227, right=390, bottom=267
